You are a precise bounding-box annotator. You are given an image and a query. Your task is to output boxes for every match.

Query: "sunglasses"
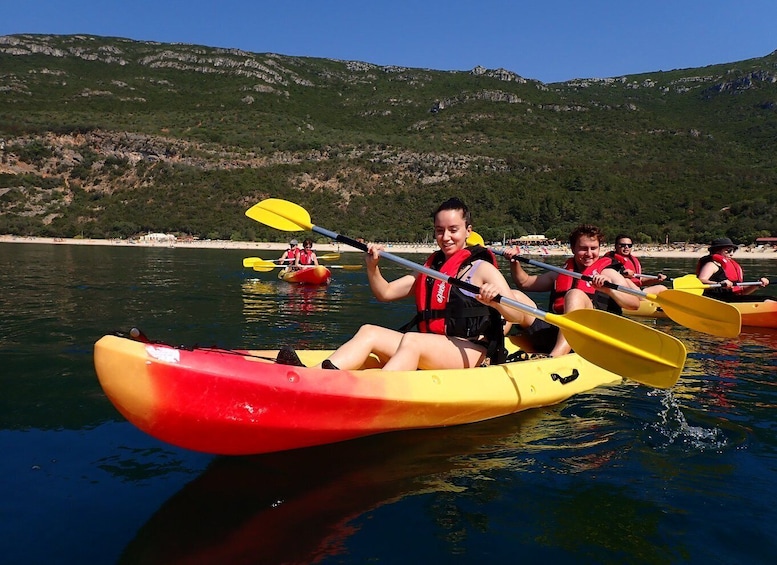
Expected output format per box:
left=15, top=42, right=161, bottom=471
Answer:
left=617, top=243, right=633, bottom=248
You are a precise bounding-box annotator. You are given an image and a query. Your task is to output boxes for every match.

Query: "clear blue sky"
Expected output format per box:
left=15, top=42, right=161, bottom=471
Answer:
left=2, top=0, right=776, bottom=83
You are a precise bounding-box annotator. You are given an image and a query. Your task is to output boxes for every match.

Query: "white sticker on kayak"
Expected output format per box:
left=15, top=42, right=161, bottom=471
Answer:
left=146, top=345, right=180, bottom=364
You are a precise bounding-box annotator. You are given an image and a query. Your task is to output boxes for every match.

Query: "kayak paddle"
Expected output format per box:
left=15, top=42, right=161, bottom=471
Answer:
left=244, top=253, right=340, bottom=268
left=672, top=274, right=764, bottom=291
left=494, top=251, right=741, bottom=338
left=251, top=259, right=361, bottom=272
left=246, top=198, right=686, bottom=388
left=466, top=232, right=486, bottom=246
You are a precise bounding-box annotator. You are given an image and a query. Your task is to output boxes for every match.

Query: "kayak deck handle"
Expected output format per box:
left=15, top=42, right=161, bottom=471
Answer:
left=551, top=369, right=580, bottom=385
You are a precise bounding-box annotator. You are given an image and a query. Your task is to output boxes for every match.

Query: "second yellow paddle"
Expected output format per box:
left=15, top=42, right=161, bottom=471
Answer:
left=673, top=274, right=764, bottom=292
left=251, top=259, right=361, bottom=272
left=494, top=252, right=741, bottom=338
left=243, top=253, right=340, bottom=268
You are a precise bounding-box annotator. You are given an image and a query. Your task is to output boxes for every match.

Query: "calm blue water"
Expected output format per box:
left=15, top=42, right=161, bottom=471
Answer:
left=1, top=243, right=776, bottom=564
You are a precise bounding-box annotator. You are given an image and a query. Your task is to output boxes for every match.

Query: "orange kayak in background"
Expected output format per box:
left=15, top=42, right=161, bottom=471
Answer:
left=630, top=298, right=777, bottom=328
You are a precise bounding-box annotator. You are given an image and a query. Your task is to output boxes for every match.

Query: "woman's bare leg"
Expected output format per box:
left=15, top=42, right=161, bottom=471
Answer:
left=320, top=324, right=404, bottom=370
left=383, top=332, right=486, bottom=371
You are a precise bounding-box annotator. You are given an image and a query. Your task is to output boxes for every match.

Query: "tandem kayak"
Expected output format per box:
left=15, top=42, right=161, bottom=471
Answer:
left=630, top=298, right=777, bottom=329
left=278, top=265, right=331, bottom=285
left=94, top=333, right=623, bottom=455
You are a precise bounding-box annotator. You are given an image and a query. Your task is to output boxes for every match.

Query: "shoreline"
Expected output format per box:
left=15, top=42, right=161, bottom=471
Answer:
left=2, top=234, right=777, bottom=259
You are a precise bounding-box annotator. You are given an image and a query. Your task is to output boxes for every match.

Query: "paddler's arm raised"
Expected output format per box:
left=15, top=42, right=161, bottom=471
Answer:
left=366, top=244, right=416, bottom=302
left=503, top=246, right=555, bottom=292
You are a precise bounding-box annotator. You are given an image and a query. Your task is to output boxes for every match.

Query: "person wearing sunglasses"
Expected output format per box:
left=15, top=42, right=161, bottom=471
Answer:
left=295, top=238, right=319, bottom=269
left=697, top=237, right=771, bottom=301
left=278, top=239, right=300, bottom=272
left=605, top=234, right=666, bottom=288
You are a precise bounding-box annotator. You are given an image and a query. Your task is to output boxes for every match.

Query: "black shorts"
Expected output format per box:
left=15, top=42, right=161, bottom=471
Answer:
left=523, top=318, right=558, bottom=354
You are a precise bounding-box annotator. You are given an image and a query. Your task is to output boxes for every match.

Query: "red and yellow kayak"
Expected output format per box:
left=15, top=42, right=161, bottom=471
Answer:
left=278, top=265, right=331, bottom=285
left=630, top=298, right=777, bottom=328
left=94, top=334, right=623, bottom=455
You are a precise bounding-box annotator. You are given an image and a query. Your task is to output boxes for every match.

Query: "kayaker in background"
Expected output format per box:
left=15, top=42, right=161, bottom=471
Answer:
left=697, top=238, right=771, bottom=302
left=277, top=197, right=542, bottom=371
left=504, top=224, right=641, bottom=358
left=278, top=239, right=299, bottom=272
left=604, top=234, right=667, bottom=288
left=295, top=238, right=319, bottom=269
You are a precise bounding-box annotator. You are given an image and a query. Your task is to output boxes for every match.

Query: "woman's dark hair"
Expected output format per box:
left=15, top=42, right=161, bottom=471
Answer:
left=432, top=197, right=472, bottom=226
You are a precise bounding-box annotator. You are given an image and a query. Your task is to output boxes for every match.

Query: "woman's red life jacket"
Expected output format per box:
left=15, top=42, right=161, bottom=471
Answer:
left=407, top=245, right=507, bottom=364
left=696, top=254, right=745, bottom=294
left=297, top=249, right=315, bottom=266
left=415, top=246, right=497, bottom=334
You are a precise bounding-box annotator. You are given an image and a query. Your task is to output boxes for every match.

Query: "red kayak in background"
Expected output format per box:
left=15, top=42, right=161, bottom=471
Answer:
left=278, top=265, right=331, bottom=285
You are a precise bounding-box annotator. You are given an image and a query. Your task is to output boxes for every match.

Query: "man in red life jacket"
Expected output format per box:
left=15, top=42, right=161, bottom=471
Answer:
left=697, top=237, right=770, bottom=302
left=504, top=224, right=641, bottom=357
left=605, top=234, right=666, bottom=288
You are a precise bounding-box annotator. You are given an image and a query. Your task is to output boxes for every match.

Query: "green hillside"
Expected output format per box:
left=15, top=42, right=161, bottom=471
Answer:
left=1, top=33, right=776, bottom=244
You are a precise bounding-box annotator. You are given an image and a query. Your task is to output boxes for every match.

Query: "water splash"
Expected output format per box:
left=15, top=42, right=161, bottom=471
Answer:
left=647, top=388, right=728, bottom=451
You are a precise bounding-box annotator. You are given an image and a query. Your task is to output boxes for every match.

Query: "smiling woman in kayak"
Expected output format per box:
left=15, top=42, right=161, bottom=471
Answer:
left=697, top=237, right=771, bottom=302
left=294, top=238, right=319, bottom=268
left=302, top=198, right=537, bottom=371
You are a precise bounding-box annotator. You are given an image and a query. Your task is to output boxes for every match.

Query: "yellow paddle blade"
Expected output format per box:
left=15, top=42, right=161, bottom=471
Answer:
left=318, top=253, right=341, bottom=261
left=252, top=260, right=279, bottom=272
left=242, top=257, right=262, bottom=268
left=549, top=309, right=686, bottom=389
left=672, top=274, right=705, bottom=295
left=643, top=290, right=741, bottom=338
left=466, top=231, right=485, bottom=246
left=245, top=199, right=313, bottom=231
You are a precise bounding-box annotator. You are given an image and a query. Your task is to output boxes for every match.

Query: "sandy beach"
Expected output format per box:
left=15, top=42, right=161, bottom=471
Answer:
left=2, top=234, right=777, bottom=259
